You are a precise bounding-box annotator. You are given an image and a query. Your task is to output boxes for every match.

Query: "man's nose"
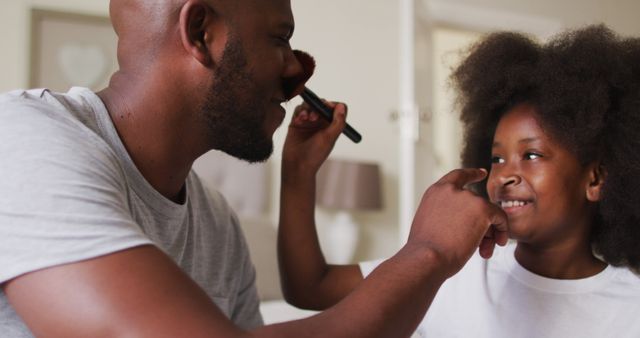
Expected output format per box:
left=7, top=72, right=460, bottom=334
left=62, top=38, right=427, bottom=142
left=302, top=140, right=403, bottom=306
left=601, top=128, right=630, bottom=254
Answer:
left=282, top=50, right=316, bottom=100
left=283, top=50, right=304, bottom=79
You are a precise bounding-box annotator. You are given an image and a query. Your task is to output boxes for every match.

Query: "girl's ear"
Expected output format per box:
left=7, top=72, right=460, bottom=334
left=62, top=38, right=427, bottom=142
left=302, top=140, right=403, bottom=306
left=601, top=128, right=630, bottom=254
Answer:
left=586, top=163, right=606, bottom=202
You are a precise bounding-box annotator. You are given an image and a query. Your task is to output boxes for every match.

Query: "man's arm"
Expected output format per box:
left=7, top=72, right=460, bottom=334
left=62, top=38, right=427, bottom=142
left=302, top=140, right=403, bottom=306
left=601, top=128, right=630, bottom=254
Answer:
left=4, top=245, right=243, bottom=337
left=2, top=237, right=437, bottom=338
left=5, top=168, right=504, bottom=338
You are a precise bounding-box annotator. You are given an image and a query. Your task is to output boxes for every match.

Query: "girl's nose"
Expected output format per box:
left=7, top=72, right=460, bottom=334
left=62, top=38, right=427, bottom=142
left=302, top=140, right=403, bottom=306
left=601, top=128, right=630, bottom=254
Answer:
left=500, top=173, right=522, bottom=187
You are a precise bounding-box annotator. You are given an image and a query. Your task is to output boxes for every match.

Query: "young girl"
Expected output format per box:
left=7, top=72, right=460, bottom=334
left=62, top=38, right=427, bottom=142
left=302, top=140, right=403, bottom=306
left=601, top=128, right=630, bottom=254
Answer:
left=278, top=25, right=640, bottom=337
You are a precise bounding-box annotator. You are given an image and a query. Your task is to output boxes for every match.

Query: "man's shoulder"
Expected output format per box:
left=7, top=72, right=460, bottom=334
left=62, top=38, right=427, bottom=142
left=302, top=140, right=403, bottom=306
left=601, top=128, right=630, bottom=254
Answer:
left=1, top=88, right=83, bottom=127
left=0, top=88, right=74, bottom=108
left=0, top=88, right=54, bottom=113
left=0, top=88, right=48, bottom=101
left=0, top=88, right=122, bottom=181
left=0, top=88, right=103, bottom=143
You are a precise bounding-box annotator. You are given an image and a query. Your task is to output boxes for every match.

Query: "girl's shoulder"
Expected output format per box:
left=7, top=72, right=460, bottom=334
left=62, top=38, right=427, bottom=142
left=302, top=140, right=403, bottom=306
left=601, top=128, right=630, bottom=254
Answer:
left=609, top=265, right=640, bottom=288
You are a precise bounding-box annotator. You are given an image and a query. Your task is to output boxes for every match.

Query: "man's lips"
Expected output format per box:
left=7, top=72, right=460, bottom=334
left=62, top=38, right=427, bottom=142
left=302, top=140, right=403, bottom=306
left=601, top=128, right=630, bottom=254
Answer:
left=274, top=98, right=287, bottom=111
left=265, top=100, right=287, bottom=132
left=271, top=98, right=287, bottom=114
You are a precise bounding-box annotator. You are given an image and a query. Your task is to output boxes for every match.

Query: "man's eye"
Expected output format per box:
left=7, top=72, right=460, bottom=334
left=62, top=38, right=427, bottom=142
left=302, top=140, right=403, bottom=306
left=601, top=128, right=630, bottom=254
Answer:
left=491, top=156, right=504, bottom=164
left=274, top=35, right=291, bottom=46
left=524, top=152, right=542, bottom=160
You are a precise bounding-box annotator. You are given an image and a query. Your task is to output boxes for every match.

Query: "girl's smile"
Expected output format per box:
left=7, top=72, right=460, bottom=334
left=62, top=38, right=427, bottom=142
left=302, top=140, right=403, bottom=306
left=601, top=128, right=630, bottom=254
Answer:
left=486, top=104, right=597, bottom=247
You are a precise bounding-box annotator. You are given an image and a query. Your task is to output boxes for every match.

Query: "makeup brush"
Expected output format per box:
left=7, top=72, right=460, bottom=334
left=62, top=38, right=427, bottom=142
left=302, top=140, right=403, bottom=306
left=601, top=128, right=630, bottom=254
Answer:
left=285, top=50, right=362, bottom=144
left=300, top=87, right=362, bottom=143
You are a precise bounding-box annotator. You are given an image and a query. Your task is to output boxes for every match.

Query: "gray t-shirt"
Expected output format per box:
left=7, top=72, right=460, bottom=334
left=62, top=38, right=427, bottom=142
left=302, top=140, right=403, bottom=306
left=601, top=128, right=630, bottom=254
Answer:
left=0, top=87, right=263, bottom=336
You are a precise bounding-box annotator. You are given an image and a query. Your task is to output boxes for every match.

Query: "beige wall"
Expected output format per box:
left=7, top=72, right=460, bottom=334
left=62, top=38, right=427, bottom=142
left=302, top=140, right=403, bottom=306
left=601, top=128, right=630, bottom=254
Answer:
left=0, top=0, right=108, bottom=92
left=435, top=0, right=640, bottom=36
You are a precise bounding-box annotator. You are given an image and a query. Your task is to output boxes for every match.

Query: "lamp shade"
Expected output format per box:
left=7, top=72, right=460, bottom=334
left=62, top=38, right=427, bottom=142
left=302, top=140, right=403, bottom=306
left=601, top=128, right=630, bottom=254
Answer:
left=316, top=158, right=383, bottom=211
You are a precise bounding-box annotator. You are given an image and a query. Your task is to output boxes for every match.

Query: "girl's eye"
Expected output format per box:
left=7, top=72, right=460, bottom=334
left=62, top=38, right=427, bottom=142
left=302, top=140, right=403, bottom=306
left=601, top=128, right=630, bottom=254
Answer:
left=491, top=156, right=504, bottom=164
left=524, top=152, right=542, bottom=160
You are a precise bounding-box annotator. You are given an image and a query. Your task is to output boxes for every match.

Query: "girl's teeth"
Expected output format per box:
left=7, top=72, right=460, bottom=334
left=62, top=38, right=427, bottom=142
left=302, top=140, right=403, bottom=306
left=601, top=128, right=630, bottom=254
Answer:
left=502, top=201, right=526, bottom=208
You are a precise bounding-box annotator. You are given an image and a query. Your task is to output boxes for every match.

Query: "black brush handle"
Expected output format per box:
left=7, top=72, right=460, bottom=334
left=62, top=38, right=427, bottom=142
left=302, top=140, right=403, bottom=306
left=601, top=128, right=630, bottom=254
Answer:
left=300, top=87, right=362, bottom=143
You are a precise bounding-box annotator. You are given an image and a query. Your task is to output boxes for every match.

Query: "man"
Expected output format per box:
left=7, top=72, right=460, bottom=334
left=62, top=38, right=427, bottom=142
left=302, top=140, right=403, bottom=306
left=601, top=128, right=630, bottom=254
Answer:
left=0, top=0, right=507, bottom=336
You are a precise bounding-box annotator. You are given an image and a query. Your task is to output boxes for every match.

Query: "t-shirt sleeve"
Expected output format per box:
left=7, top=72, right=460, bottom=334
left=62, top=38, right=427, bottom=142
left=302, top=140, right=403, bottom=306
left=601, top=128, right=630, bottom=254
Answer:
left=231, top=255, right=263, bottom=329
left=0, top=99, right=152, bottom=283
left=226, top=210, right=263, bottom=329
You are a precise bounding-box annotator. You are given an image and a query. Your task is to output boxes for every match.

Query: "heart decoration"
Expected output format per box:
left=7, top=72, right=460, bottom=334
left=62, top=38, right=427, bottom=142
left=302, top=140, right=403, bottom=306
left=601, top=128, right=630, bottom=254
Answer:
left=57, top=43, right=109, bottom=88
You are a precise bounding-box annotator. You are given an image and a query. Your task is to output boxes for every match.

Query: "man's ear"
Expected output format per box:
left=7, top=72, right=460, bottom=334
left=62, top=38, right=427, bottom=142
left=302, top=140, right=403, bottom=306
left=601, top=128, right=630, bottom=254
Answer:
left=179, top=0, right=218, bottom=66
left=586, top=163, right=606, bottom=202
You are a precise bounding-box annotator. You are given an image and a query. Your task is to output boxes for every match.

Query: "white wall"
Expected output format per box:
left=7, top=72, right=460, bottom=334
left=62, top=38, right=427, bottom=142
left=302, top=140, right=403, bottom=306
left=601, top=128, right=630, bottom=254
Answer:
left=274, top=0, right=402, bottom=260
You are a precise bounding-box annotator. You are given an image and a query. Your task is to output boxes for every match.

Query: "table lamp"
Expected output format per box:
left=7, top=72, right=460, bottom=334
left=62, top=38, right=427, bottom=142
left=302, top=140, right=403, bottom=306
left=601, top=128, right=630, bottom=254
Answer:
left=316, top=158, right=383, bottom=264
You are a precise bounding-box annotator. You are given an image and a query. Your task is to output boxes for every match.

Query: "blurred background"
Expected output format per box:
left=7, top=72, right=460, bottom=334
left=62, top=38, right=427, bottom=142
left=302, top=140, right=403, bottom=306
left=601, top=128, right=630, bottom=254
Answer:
left=1, top=1, right=639, bottom=312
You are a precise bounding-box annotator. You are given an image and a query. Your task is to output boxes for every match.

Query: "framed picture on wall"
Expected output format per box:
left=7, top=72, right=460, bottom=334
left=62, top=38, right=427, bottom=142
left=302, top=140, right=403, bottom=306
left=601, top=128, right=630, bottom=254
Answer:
left=29, top=9, right=118, bottom=92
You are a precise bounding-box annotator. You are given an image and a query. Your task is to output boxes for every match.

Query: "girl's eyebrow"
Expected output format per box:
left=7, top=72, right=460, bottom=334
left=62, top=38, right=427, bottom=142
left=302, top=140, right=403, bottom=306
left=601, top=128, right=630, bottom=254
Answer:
left=492, top=137, right=541, bottom=149
left=518, top=137, right=541, bottom=144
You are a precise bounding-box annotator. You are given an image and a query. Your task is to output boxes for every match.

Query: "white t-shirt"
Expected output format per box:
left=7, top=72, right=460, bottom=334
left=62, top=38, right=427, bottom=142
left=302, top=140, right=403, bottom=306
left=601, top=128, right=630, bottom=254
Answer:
left=0, top=88, right=263, bottom=336
left=361, top=243, right=640, bottom=338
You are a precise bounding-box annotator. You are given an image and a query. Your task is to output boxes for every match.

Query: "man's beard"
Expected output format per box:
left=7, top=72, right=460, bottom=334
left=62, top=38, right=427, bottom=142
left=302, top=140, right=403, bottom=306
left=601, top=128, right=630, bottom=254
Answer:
left=199, top=36, right=274, bottom=163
